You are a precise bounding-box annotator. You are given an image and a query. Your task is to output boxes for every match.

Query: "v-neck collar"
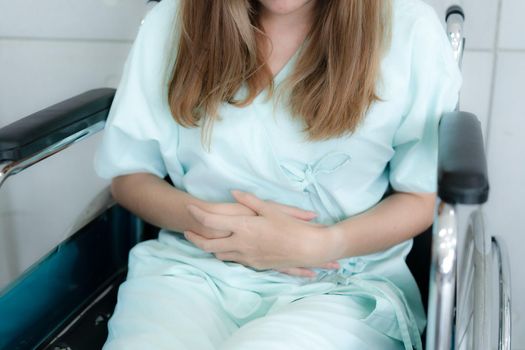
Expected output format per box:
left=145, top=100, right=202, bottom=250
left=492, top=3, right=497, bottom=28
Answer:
left=253, top=39, right=306, bottom=103
left=230, top=39, right=306, bottom=105
left=272, top=41, right=303, bottom=82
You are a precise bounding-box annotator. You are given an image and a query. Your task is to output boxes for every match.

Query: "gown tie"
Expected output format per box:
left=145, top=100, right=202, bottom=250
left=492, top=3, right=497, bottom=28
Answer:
left=279, top=151, right=351, bottom=224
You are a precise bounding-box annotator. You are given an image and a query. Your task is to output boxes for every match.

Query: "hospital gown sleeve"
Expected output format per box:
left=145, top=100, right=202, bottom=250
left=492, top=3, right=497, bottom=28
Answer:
left=388, top=7, right=463, bottom=193
left=93, top=0, right=182, bottom=181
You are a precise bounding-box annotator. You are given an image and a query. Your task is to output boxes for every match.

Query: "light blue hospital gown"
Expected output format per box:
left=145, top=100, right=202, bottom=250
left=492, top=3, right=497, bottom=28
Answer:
left=93, top=0, right=462, bottom=349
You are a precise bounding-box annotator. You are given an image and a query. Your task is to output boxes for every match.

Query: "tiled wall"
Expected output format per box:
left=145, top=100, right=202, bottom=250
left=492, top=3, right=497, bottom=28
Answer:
left=0, top=0, right=523, bottom=347
left=484, top=1, right=525, bottom=347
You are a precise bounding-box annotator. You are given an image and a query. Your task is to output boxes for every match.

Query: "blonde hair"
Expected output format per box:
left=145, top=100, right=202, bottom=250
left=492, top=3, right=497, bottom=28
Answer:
left=166, top=0, right=392, bottom=150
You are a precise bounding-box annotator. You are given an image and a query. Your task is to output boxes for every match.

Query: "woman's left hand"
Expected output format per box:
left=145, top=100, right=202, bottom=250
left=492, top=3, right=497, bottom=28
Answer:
left=183, top=190, right=338, bottom=271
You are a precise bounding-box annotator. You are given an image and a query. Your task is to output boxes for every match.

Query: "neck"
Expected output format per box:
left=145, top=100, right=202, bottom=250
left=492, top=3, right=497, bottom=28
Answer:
left=258, top=1, right=317, bottom=37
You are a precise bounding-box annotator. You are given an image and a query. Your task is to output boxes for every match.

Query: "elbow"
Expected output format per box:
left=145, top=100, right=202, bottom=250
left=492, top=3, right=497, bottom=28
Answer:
left=109, top=173, right=151, bottom=205
left=110, top=176, right=126, bottom=203
left=400, top=191, right=436, bottom=229
left=416, top=192, right=437, bottom=228
left=110, top=179, right=120, bottom=202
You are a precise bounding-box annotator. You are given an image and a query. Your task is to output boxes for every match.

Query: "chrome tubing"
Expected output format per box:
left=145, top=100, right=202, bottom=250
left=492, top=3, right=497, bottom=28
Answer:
left=455, top=212, right=476, bottom=350
left=471, top=209, right=493, bottom=350
left=0, top=120, right=105, bottom=191
left=446, top=6, right=465, bottom=112
left=492, top=236, right=512, bottom=350
left=426, top=201, right=458, bottom=350
left=447, top=11, right=465, bottom=69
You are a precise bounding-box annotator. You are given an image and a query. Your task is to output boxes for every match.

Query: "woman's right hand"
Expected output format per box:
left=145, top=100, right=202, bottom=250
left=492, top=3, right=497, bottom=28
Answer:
left=197, top=199, right=340, bottom=277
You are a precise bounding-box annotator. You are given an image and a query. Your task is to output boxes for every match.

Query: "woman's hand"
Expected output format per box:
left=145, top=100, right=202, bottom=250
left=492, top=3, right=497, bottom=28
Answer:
left=201, top=199, right=339, bottom=277
left=198, top=200, right=316, bottom=237
left=204, top=200, right=320, bottom=222
left=184, top=190, right=340, bottom=274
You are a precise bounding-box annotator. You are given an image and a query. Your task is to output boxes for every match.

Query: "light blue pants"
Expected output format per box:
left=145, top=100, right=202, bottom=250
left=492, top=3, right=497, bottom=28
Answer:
left=102, top=232, right=414, bottom=350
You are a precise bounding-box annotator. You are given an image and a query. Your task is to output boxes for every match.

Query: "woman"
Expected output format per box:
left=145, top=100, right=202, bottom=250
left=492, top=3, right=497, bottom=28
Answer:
left=94, top=0, right=462, bottom=349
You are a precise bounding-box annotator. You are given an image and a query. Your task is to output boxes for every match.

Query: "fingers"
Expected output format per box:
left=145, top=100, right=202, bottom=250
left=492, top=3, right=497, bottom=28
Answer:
left=231, top=190, right=270, bottom=216
left=187, top=204, right=243, bottom=235
left=214, top=251, right=242, bottom=262
left=267, top=201, right=318, bottom=221
left=210, top=202, right=257, bottom=216
left=243, top=196, right=317, bottom=221
left=192, top=222, right=232, bottom=239
left=198, top=227, right=233, bottom=239
left=227, top=203, right=257, bottom=216
left=299, top=261, right=340, bottom=269
left=231, top=189, right=318, bottom=221
left=184, top=230, right=233, bottom=253
left=318, top=261, right=340, bottom=269
left=275, top=261, right=340, bottom=277
left=199, top=203, right=255, bottom=238
left=275, top=267, right=316, bottom=278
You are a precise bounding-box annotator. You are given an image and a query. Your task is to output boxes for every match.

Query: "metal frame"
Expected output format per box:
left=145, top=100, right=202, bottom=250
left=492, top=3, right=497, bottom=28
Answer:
left=426, top=201, right=458, bottom=349
left=493, top=236, right=512, bottom=350
left=425, top=8, right=466, bottom=350
left=426, top=5, right=512, bottom=350
left=0, top=120, right=105, bottom=190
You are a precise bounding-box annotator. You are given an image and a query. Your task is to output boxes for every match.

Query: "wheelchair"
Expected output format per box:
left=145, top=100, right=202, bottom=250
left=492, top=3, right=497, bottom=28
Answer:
left=0, top=4, right=512, bottom=350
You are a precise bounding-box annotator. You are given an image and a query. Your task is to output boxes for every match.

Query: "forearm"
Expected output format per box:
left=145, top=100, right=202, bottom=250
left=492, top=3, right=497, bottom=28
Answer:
left=110, top=172, right=211, bottom=233
left=322, top=191, right=436, bottom=260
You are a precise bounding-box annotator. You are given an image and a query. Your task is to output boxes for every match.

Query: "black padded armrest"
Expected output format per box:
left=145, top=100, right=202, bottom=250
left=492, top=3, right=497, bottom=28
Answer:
left=0, top=88, right=115, bottom=162
left=438, top=111, right=489, bottom=204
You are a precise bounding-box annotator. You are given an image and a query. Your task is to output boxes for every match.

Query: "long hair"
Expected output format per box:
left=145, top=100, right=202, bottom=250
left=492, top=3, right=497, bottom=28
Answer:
left=166, top=0, right=392, bottom=150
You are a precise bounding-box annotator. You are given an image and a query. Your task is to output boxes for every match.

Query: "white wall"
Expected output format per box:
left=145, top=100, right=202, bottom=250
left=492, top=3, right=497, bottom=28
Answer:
left=0, top=0, right=523, bottom=347
left=0, top=0, right=155, bottom=288
left=484, top=0, right=525, bottom=345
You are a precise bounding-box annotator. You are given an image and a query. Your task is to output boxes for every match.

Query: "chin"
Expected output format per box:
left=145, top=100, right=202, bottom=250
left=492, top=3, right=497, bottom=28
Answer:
left=258, top=0, right=315, bottom=16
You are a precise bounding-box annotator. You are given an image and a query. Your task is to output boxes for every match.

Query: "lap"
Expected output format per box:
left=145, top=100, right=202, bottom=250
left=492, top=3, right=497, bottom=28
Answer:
left=104, top=277, right=404, bottom=350
left=102, top=274, right=237, bottom=350
left=102, top=238, right=411, bottom=350
left=219, top=294, right=405, bottom=350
